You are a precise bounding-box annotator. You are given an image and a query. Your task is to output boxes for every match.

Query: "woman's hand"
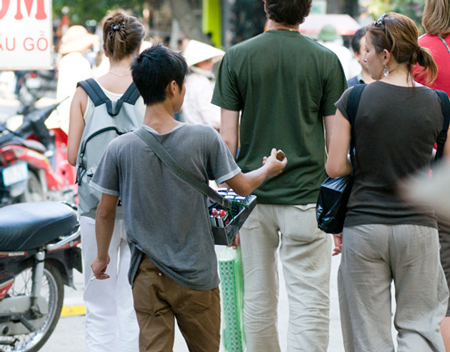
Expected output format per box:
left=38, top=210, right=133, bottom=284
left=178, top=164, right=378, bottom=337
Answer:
left=332, top=234, right=342, bottom=256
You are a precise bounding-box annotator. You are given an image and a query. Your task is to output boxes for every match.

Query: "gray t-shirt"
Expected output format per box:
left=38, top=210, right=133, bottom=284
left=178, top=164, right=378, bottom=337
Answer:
left=336, top=81, right=444, bottom=228
left=91, top=123, right=240, bottom=290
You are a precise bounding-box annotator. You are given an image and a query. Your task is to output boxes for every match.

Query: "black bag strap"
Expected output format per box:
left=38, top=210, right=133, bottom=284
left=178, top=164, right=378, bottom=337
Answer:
left=133, top=127, right=232, bottom=209
left=77, top=78, right=140, bottom=117
left=345, top=84, right=367, bottom=167
left=434, top=90, right=450, bottom=162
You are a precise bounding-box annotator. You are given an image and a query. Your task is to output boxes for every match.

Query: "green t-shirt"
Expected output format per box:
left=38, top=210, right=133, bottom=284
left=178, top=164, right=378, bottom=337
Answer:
left=212, top=30, right=347, bottom=205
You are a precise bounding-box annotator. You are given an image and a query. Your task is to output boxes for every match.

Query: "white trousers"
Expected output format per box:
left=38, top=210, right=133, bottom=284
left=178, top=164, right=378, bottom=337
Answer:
left=80, top=216, right=139, bottom=352
left=239, top=204, right=332, bottom=352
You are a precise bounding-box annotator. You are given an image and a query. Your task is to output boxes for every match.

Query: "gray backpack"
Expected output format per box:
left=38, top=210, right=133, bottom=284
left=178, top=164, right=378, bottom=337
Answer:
left=76, top=78, right=143, bottom=218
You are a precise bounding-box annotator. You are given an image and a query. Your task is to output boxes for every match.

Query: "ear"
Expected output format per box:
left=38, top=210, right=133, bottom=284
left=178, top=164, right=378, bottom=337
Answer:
left=381, top=49, right=391, bottom=66
left=165, top=80, right=177, bottom=97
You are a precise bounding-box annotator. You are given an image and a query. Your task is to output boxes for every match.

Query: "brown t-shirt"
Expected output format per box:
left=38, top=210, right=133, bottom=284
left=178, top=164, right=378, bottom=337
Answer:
left=335, top=81, right=445, bottom=228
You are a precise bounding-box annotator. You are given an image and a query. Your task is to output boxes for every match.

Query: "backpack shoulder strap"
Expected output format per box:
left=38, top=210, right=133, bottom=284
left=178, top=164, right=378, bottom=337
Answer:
left=121, top=82, right=141, bottom=105
left=435, top=90, right=450, bottom=161
left=77, top=78, right=110, bottom=107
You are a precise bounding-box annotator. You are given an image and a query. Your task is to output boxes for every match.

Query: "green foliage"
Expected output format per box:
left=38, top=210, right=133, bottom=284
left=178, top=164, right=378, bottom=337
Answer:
left=53, top=0, right=145, bottom=25
left=368, top=0, right=426, bottom=33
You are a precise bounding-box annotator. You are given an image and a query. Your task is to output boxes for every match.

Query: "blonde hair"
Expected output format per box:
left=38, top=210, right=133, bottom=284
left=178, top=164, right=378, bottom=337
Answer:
left=367, top=12, right=438, bottom=84
left=422, top=0, right=450, bottom=37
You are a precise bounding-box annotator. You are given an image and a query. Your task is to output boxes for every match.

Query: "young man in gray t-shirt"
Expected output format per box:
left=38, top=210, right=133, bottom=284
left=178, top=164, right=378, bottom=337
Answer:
left=90, top=44, right=287, bottom=352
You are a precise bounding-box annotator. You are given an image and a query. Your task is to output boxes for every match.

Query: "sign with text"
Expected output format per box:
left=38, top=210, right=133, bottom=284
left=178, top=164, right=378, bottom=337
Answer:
left=0, top=0, right=53, bottom=69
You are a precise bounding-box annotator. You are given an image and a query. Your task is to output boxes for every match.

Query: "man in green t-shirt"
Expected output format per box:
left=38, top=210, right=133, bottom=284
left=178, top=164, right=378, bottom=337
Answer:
left=212, top=0, right=347, bottom=351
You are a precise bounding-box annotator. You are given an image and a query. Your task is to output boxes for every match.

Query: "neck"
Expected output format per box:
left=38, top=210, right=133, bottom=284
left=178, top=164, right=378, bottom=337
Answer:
left=268, top=21, right=299, bottom=32
left=380, top=64, right=414, bottom=87
left=361, top=69, right=375, bottom=84
left=108, top=56, right=135, bottom=75
left=143, top=101, right=180, bottom=134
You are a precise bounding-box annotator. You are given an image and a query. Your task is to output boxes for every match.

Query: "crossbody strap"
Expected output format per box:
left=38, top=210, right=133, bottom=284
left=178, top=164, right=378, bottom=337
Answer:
left=134, top=127, right=232, bottom=209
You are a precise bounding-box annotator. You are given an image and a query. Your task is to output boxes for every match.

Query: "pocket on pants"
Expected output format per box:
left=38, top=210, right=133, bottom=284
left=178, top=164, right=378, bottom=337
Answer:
left=281, top=204, right=321, bottom=243
left=132, top=258, right=168, bottom=314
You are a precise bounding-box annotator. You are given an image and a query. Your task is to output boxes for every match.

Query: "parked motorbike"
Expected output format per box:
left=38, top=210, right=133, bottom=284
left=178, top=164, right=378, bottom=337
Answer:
left=16, top=70, right=58, bottom=115
left=0, top=102, right=77, bottom=207
left=0, top=201, right=81, bottom=352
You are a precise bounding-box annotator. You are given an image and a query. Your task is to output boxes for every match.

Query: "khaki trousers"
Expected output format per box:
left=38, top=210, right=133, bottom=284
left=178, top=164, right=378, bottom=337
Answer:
left=339, top=224, right=448, bottom=352
left=132, top=256, right=221, bottom=352
left=240, top=204, right=332, bottom=352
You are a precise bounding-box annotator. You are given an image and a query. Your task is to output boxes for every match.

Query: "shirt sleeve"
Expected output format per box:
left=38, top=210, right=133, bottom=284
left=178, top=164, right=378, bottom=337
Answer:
left=320, top=52, right=348, bottom=117
left=206, top=129, right=241, bottom=184
left=211, top=50, right=243, bottom=112
left=90, top=141, right=120, bottom=196
left=334, top=87, right=353, bottom=121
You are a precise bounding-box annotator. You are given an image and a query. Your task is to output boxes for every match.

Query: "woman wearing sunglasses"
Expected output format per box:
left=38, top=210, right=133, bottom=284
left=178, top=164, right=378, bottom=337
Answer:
left=326, top=12, right=450, bottom=352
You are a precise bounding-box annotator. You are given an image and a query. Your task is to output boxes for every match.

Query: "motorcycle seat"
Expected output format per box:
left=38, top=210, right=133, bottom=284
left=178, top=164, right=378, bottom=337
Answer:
left=3, top=138, right=47, bottom=154
left=0, top=202, right=78, bottom=251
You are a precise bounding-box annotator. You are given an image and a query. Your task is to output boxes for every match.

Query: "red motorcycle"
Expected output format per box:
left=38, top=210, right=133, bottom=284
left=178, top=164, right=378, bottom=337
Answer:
left=0, top=103, right=77, bottom=206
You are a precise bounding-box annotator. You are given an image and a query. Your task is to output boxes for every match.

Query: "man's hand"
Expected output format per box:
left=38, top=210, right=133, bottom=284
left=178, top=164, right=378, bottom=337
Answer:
left=230, top=232, right=240, bottom=249
left=263, top=148, right=288, bottom=177
left=91, top=255, right=111, bottom=280
left=332, top=234, right=342, bottom=256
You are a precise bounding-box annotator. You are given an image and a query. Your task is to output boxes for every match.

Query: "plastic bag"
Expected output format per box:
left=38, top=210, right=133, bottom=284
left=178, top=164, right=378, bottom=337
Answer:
left=316, top=174, right=353, bottom=234
left=218, top=246, right=246, bottom=352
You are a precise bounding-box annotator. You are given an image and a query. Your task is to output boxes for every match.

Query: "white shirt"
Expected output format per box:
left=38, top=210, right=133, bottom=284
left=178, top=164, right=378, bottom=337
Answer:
left=181, top=67, right=220, bottom=130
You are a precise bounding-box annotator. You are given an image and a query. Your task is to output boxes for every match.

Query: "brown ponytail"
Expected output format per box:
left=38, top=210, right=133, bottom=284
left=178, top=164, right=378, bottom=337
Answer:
left=413, top=46, right=438, bottom=84
left=102, top=9, right=145, bottom=61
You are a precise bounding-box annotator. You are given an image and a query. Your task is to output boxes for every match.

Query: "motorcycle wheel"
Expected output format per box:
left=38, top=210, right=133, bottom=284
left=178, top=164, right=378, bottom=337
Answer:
left=0, top=263, right=64, bottom=352
left=20, top=171, right=45, bottom=203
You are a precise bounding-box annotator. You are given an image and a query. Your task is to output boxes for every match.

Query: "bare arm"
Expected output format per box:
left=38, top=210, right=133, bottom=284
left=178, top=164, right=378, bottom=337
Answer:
left=226, top=148, right=287, bottom=196
left=324, top=114, right=336, bottom=152
left=67, top=87, right=88, bottom=166
left=220, top=109, right=239, bottom=158
left=91, top=193, right=119, bottom=280
left=326, top=109, right=352, bottom=178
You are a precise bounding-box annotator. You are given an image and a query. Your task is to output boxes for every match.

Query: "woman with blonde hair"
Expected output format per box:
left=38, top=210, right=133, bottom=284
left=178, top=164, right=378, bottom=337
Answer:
left=415, top=0, right=450, bottom=94
left=327, top=12, right=450, bottom=351
left=67, top=9, right=145, bottom=352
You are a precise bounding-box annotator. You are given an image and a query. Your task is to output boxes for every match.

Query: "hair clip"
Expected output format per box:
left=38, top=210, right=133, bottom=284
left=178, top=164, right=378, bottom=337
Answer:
left=375, top=13, right=386, bottom=34
left=111, top=22, right=126, bottom=32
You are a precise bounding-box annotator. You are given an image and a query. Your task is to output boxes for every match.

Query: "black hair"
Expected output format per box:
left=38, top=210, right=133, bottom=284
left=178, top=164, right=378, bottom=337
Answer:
left=131, top=44, right=188, bottom=105
left=265, top=0, right=312, bottom=26
left=351, top=27, right=366, bottom=54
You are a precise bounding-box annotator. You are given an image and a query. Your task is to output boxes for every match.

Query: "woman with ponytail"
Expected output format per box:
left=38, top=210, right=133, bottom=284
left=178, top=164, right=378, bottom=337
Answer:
left=67, top=9, right=145, bottom=352
left=326, top=12, right=450, bottom=351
